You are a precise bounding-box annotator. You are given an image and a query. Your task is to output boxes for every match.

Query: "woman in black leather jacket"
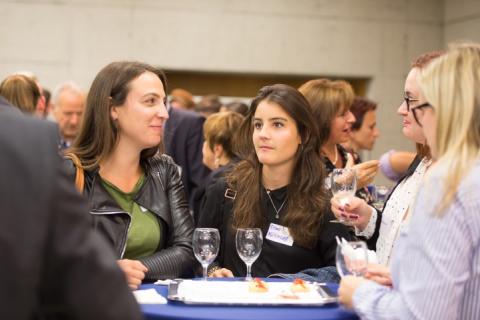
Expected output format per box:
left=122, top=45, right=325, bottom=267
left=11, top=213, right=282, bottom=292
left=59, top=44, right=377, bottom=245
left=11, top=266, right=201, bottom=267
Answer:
left=66, top=61, right=194, bottom=289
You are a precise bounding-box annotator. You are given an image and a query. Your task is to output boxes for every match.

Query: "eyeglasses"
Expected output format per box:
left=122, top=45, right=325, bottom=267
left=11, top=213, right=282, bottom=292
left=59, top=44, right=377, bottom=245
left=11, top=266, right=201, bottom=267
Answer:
left=403, top=95, right=420, bottom=111
left=411, top=102, right=432, bottom=127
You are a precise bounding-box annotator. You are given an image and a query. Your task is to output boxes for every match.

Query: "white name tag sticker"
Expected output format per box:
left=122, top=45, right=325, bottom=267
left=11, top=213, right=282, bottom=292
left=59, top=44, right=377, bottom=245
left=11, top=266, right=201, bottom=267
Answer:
left=266, top=223, right=294, bottom=246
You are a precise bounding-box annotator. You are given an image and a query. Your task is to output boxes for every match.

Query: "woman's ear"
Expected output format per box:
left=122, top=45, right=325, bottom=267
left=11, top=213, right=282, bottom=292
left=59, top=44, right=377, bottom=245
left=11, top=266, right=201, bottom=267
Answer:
left=213, top=144, right=224, bottom=158
left=108, top=97, right=118, bottom=121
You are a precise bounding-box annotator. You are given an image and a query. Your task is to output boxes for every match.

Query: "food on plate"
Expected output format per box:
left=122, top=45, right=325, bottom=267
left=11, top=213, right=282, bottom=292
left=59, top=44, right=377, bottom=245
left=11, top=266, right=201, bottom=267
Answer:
left=248, top=278, right=268, bottom=292
left=290, top=278, right=310, bottom=292
left=279, top=289, right=299, bottom=299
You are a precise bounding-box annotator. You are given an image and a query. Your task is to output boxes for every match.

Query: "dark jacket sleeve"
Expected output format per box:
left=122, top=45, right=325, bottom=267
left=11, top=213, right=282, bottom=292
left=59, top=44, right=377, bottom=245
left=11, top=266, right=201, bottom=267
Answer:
left=140, top=156, right=195, bottom=279
left=186, top=115, right=211, bottom=216
left=44, top=137, right=142, bottom=319
left=197, top=177, right=231, bottom=270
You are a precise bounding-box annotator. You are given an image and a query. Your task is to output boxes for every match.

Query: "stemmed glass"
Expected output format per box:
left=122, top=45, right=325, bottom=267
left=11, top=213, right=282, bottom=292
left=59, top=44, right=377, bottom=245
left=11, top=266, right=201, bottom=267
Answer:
left=336, top=240, right=368, bottom=277
left=192, top=228, right=220, bottom=280
left=330, top=168, right=357, bottom=224
left=372, top=185, right=390, bottom=211
left=235, top=228, right=263, bottom=281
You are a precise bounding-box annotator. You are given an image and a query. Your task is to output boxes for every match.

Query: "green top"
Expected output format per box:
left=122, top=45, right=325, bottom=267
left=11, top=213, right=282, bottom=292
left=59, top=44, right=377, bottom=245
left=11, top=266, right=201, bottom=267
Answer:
left=101, top=174, right=161, bottom=260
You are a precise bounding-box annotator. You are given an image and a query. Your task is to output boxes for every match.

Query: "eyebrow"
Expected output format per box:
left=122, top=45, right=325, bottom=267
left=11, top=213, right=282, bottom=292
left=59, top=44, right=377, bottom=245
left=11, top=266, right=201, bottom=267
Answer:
left=404, top=91, right=418, bottom=97
left=253, top=117, right=288, bottom=122
left=142, top=92, right=164, bottom=99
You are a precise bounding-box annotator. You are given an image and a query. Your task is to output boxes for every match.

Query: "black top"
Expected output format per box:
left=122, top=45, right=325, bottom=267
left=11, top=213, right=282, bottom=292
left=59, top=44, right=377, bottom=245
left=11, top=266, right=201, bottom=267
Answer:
left=197, top=178, right=353, bottom=277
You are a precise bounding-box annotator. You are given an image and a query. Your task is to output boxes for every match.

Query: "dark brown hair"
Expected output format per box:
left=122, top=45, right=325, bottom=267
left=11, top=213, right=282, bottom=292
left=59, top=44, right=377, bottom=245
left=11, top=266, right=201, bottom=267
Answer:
left=298, top=79, right=354, bottom=146
left=228, top=84, right=328, bottom=248
left=69, top=61, right=167, bottom=169
left=350, top=97, right=377, bottom=131
left=0, top=74, right=40, bottom=114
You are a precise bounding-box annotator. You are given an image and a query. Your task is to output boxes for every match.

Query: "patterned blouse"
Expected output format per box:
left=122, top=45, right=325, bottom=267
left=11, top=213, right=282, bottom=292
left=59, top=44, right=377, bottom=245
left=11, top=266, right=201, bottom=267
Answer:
left=357, top=157, right=431, bottom=265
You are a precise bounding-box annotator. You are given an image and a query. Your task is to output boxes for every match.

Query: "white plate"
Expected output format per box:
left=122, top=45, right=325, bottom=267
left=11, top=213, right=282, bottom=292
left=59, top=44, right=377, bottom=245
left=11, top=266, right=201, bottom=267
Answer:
left=167, top=280, right=337, bottom=306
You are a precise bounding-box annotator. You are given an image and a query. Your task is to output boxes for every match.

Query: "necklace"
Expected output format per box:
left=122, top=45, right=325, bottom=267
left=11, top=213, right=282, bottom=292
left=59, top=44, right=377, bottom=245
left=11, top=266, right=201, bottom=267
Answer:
left=322, top=146, right=338, bottom=165
left=265, top=188, right=287, bottom=219
left=332, top=148, right=338, bottom=165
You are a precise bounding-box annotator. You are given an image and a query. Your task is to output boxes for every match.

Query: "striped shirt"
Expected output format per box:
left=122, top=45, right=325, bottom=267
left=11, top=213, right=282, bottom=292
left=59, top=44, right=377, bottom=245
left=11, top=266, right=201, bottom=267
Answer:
left=352, top=161, right=480, bottom=319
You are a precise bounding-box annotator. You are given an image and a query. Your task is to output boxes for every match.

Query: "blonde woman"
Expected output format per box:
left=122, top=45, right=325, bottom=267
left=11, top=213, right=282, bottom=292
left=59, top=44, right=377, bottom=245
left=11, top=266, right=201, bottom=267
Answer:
left=339, top=43, right=480, bottom=319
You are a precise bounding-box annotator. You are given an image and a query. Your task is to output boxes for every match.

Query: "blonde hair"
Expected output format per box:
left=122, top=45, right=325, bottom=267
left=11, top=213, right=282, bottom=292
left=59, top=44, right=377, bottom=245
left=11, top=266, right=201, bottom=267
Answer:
left=419, top=43, right=480, bottom=214
left=298, top=79, right=354, bottom=146
left=203, top=111, right=244, bottom=159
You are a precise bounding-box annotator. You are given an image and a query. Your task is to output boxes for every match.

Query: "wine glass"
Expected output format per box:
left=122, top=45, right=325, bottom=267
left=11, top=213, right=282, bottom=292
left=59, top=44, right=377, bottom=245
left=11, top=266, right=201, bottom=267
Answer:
left=336, top=240, right=368, bottom=277
left=330, top=168, right=357, bottom=224
left=372, top=185, right=390, bottom=211
left=235, top=228, right=263, bottom=281
left=192, top=228, right=220, bottom=280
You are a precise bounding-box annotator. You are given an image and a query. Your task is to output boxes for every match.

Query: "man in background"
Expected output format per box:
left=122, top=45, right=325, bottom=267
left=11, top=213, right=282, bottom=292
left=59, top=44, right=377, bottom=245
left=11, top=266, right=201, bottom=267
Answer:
left=164, top=98, right=211, bottom=219
left=52, top=81, right=85, bottom=149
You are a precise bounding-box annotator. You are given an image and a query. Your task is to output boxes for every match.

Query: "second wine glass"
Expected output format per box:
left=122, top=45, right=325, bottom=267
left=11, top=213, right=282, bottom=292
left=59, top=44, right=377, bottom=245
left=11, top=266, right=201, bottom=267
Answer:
left=192, top=228, right=220, bottom=280
left=336, top=240, right=368, bottom=277
left=235, top=228, right=263, bottom=281
left=330, top=168, right=357, bottom=224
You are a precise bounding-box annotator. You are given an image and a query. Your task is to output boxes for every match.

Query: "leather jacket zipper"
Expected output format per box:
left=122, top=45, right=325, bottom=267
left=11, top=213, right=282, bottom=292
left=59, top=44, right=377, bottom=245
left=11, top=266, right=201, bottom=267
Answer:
left=90, top=210, right=131, bottom=259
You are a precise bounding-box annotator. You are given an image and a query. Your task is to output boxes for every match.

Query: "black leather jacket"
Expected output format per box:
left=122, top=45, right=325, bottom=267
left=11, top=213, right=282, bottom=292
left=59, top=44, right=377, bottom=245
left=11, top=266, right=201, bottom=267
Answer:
left=71, top=154, right=195, bottom=280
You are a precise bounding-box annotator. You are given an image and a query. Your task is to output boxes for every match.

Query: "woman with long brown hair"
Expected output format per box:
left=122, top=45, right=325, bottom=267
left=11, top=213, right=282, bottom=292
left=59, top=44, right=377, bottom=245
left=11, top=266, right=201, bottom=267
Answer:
left=198, top=84, right=351, bottom=278
left=66, top=61, right=194, bottom=289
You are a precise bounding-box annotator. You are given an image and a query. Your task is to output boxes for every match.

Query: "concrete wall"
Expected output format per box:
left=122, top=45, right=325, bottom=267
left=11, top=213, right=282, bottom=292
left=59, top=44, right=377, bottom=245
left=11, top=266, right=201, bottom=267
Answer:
left=0, top=0, right=448, bottom=182
left=444, top=0, right=480, bottom=44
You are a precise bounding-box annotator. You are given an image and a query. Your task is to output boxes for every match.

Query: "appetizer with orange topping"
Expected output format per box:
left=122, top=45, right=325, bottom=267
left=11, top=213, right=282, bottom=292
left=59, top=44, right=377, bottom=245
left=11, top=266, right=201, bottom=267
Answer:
left=290, top=278, right=310, bottom=293
left=248, top=278, right=268, bottom=293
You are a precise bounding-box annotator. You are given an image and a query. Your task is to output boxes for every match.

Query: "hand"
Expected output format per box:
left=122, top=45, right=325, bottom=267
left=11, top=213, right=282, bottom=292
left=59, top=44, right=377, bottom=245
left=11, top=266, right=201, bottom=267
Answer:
left=365, top=264, right=392, bottom=287
left=352, top=160, right=380, bottom=189
left=330, top=196, right=372, bottom=230
left=338, top=275, right=366, bottom=309
left=211, top=268, right=234, bottom=278
left=117, top=259, right=148, bottom=290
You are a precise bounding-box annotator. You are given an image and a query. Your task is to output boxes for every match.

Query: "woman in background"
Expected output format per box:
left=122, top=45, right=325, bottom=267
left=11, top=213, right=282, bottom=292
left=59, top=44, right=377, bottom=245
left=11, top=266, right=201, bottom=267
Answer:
left=198, top=111, right=244, bottom=224
left=331, top=51, right=441, bottom=261
left=299, top=79, right=379, bottom=200
left=67, top=61, right=194, bottom=289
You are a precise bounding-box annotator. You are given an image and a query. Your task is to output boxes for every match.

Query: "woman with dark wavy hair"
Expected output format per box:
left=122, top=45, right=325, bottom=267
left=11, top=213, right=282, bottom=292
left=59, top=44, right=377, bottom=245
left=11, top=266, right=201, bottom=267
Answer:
left=198, top=84, right=351, bottom=278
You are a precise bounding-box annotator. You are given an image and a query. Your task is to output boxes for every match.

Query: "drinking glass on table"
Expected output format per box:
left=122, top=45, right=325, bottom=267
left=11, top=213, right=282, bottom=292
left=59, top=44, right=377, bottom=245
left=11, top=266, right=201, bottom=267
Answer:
left=236, top=228, right=263, bottom=281
left=193, top=228, right=220, bottom=280
left=336, top=240, right=368, bottom=277
left=330, top=168, right=357, bottom=224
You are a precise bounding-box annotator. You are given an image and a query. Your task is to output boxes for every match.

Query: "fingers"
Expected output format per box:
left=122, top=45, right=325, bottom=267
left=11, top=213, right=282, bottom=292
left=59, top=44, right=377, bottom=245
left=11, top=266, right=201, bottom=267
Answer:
left=345, top=153, right=355, bottom=168
left=365, top=275, right=392, bottom=287
left=212, top=268, right=234, bottom=278
left=117, top=259, right=148, bottom=290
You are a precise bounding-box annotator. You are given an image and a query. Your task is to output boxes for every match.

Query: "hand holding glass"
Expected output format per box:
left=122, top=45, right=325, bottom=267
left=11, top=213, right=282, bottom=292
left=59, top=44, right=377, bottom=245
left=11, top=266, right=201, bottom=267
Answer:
left=236, top=228, right=263, bottom=281
left=336, top=240, right=368, bottom=277
left=330, top=168, right=357, bottom=224
left=193, top=228, right=220, bottom=280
